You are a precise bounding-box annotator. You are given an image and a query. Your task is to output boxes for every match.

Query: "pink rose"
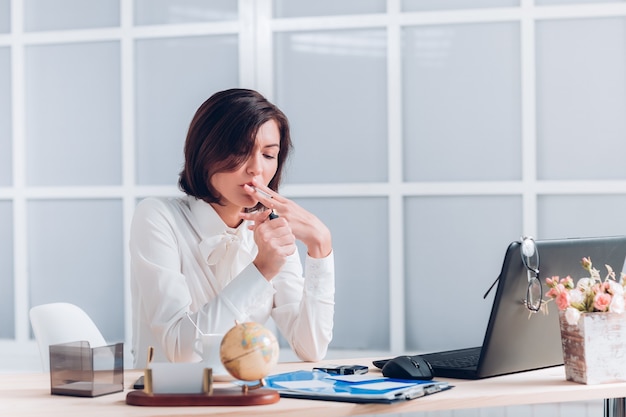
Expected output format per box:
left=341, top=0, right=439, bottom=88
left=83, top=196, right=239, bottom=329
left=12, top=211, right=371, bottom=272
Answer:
left=555, top=290, right=571, bottom=311
left=546, top=287, right=559, bottom=299
left=546, top=276, right=559, bottom=287
left=562, top=276, right=574, bottom=289
left=593, top=292, right=612, bottom=312
left=581, top=257, right=592, bottom=271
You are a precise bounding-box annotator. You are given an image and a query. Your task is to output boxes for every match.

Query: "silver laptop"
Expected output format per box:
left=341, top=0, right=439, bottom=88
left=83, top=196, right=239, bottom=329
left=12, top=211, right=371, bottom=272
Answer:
left=419, top=235, right=626, bottom=380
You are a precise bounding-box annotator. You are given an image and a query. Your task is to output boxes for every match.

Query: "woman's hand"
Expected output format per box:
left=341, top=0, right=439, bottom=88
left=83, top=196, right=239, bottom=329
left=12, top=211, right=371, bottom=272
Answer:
left=242, top=179, right=333, bottom=259
left=241, top=209, right=296, bottom=280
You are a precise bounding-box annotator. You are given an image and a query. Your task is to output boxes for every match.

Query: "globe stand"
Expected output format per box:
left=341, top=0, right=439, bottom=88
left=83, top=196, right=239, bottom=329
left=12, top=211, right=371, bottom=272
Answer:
left=126, top=368, right=280, bottom=407
left=241, top=378, right=265, bottom=393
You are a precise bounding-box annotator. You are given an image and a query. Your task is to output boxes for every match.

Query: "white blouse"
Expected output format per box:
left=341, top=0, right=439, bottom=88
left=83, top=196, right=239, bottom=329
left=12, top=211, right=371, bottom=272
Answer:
left=129, top=195, right=335, bottom=368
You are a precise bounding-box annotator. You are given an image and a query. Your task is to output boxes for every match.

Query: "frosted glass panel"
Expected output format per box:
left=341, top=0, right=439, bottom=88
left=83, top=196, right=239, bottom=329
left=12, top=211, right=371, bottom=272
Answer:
left=293, top=197, right=389, bottom=350
left=28, top=199, right=124, bottom=342
left=536, top=18, right=626, bottom=180
left=135, top=36, right=238, bottom=186
left=273, top=0, right=385, bottom=18
left=275, top=30, right=388, bottom=184
left=134, top=0, right=237, bottom=25
left=25, top=42, right=121, bottom=186
left=538, top=195, right=626, bottom=240
left=538, top=0, right=624, bottom=4
left=402, top=0, right=518, bottom=10
left=0, top=201, right=14, bottom=339
left=0, top=0, right=9, bottom=33
left=24, top=0, right=119, bottom=31
left=404, top=196, right=522, bottom=352
left=0, top=47, right=10, bottom=186
left=403, top=23, right=521, bottom=182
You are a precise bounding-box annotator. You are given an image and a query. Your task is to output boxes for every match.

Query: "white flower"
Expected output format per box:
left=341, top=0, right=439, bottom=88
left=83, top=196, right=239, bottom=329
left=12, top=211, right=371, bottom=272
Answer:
left=575, top=277, right=593, bottom=291
left=569, top=289, right=585, bottom=305
left=610, top=294, right=625, bottom=314
left=565, top=307, right=581, bottom=325
left=608, top=280, right=624, bottom=296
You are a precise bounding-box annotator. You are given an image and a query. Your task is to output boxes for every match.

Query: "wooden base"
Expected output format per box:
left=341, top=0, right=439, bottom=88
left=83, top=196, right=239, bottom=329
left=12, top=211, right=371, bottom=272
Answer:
left=125, top=387, right=280, bottom=407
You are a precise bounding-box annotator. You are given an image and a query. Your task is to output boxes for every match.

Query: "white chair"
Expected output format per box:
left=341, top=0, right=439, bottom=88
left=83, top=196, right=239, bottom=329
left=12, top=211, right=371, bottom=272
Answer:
left=29, top=302, right=107, bottom=371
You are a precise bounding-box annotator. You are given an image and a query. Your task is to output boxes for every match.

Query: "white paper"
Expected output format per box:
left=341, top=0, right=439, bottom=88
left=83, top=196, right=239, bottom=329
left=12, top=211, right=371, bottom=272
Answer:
left=149, top=362, right=207, bottom=394
left=325, top=374, right=386, bottom=383
left=353, top=381, right=419, bottom=391
left=274, top=380, right=334, bottom=390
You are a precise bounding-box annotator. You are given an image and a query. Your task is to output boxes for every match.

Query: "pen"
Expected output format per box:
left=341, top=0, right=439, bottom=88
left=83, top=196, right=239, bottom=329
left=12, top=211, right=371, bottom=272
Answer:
left=146, top=346, right=154, bottom=368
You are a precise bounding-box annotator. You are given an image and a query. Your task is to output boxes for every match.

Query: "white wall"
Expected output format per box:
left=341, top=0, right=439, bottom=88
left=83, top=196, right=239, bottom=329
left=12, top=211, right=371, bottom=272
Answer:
left=1, top=0, right=625, bottom=414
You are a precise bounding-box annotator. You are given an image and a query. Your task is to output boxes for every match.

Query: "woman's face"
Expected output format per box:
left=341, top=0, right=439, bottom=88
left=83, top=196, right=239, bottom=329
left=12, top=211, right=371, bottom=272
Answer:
left=210, top=119, right=280, bottom=216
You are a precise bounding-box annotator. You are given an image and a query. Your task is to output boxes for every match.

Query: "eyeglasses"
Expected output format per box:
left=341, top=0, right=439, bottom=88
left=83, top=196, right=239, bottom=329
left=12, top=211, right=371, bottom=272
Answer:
left=482, top=236, right=544, bottom=313
left=520, top=236, right=542, bottom=312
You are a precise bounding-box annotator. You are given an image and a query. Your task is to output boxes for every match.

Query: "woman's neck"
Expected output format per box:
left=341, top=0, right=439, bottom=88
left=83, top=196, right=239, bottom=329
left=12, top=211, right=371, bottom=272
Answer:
left=209, top=202, right=244, bottom=228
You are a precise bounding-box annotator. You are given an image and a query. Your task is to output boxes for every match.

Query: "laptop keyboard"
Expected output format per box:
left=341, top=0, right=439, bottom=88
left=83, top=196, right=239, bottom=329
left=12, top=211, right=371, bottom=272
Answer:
left=428, top=354, right=480, bottom=369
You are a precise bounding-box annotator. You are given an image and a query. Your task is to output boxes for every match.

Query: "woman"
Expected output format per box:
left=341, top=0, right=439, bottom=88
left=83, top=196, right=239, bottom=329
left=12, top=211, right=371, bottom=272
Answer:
left=129, top=88, right=334, bottom=368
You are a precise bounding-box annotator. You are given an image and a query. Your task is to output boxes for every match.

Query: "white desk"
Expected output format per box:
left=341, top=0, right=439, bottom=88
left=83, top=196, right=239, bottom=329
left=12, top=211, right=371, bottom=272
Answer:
left=2, top=358, right=626, bottom=417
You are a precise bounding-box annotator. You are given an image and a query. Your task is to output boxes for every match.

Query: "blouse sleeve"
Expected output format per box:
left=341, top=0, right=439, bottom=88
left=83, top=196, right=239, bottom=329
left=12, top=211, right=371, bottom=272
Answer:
left=270, top=251, right=335, bottom=362
left=130, top=198, right=196, bottom=363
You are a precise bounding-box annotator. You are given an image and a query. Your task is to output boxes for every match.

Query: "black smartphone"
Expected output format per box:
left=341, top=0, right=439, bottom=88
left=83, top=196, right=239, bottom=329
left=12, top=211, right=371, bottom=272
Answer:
left=133, top=375, right=144, bottom=390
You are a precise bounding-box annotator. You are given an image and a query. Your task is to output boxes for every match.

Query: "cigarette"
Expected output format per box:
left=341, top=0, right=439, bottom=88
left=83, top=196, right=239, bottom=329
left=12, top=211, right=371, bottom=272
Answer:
left=254, top=187, right=273, bottom=199
left=254, top=187, right=278, bottom=219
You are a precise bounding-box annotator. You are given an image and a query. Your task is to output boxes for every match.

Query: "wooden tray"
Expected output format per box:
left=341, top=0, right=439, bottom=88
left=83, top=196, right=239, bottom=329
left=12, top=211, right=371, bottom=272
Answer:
left=126, top=388, right=280, bottom=407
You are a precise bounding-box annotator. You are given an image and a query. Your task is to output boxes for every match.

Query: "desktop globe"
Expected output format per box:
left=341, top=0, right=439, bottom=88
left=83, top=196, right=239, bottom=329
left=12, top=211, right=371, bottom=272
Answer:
left=219, top=321, right=279, bottom=385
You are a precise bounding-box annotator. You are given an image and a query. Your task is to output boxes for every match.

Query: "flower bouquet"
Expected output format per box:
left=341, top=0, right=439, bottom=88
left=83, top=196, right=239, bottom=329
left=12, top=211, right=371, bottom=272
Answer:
left=544, top=257, right=626, bottom=384
left=545, top=257, right=626, bottom=325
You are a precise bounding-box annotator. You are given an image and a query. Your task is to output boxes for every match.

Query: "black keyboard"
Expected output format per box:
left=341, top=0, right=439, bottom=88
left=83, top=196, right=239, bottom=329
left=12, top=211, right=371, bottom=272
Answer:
left=373, top=348, right=481, bottom=371
left=428, top=354, right=479, bottom=369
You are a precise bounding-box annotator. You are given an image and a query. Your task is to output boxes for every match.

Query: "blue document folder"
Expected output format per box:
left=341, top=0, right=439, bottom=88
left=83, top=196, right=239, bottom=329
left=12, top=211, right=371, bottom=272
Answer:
left=264, top=370, right=451, bottom=404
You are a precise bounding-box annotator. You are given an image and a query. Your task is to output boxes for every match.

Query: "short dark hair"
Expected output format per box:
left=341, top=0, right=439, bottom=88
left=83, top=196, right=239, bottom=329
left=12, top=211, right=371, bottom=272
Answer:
left=178, top=89, right=292, bottom=206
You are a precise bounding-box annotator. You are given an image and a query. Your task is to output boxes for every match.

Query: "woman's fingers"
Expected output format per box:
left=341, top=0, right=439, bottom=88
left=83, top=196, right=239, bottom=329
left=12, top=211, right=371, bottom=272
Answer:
left=239, top=208, right=273, bottom=226
left=240, top=182, right=332, bottom=258
left=250, top=214, right=296, bottom=280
